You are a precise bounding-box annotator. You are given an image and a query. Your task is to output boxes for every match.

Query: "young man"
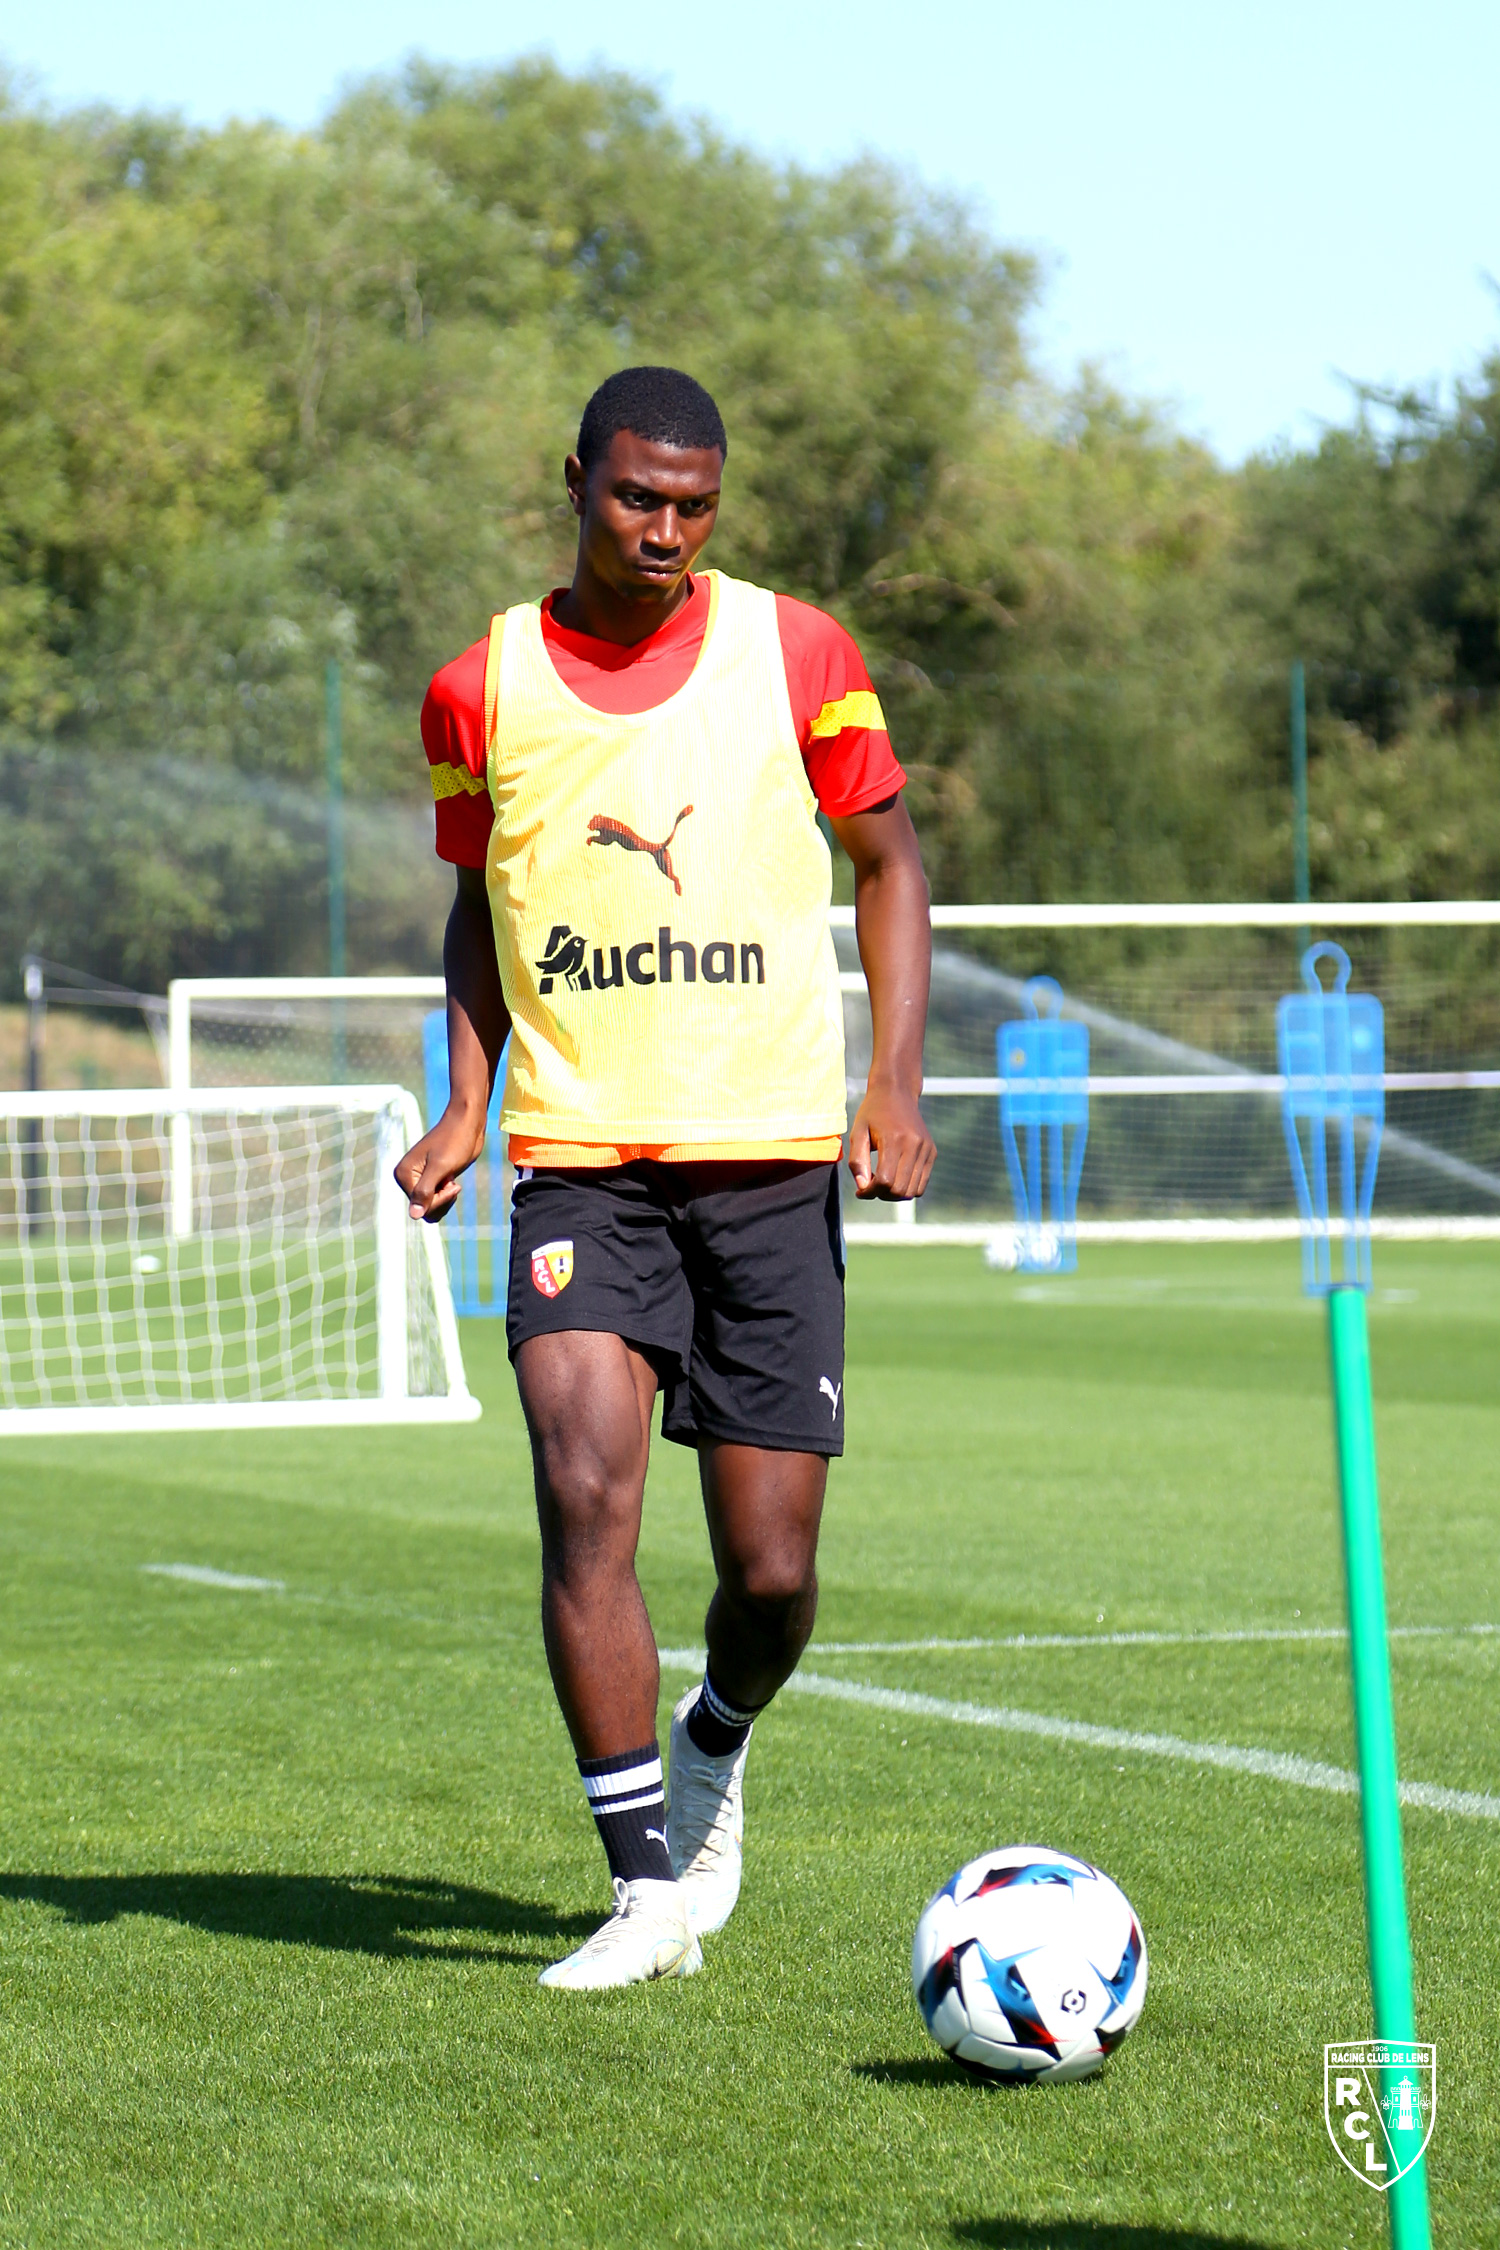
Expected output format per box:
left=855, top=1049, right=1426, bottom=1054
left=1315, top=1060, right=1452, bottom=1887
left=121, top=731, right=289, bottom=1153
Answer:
left=397, top=365, right=934, bottom=1989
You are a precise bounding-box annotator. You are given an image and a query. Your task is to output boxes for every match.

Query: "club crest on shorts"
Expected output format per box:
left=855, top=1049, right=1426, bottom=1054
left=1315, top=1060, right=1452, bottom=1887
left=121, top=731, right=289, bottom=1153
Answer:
left=1324, top=2041, right=1436, bottom=2189
left=530, top=1238, right=574, bottom=1298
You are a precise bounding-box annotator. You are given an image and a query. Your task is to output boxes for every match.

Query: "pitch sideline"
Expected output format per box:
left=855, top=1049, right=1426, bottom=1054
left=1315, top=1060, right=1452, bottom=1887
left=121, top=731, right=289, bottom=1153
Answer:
left=811, top=1623, right=1500, bottom=1653
left=133, top=1566, right=1498, bottom=1823
left=657, top=1649, right=1500, bottom=1823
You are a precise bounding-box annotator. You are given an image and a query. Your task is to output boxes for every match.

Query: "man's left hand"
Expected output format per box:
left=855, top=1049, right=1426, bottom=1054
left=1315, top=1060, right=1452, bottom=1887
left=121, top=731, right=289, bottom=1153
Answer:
left=847, top=1082, right=936, bottom=1200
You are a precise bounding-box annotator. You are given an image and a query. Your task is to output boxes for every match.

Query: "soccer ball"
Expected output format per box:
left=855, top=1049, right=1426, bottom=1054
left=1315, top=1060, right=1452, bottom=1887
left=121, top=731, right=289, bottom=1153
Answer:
left=911, top=1845, right=1147, bottom=2083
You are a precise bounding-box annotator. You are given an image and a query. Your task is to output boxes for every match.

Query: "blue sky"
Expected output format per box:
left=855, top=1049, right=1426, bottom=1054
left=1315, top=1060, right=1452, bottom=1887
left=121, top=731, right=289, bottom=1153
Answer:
left=10, top=1, right=1499, bottom=461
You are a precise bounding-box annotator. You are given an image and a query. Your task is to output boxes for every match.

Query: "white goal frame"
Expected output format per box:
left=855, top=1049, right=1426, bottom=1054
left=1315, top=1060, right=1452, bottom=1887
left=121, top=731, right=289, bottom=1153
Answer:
left=162, top=902, right=1500, bottom=1250
left=831, top=901, right=1500, bottom=1245
left=0, top=1085, right=479, bottom=1435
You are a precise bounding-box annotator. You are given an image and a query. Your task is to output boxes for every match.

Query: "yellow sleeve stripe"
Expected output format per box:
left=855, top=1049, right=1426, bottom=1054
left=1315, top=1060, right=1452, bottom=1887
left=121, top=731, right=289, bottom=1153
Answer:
left=808, top=689, right=887, bottom=740
left=430, top=761, right=489, bottom=803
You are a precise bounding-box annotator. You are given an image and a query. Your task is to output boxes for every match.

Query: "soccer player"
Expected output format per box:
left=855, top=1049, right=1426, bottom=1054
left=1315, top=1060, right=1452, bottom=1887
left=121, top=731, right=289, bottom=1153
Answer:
left=397, top=366, right=934, bottom=1988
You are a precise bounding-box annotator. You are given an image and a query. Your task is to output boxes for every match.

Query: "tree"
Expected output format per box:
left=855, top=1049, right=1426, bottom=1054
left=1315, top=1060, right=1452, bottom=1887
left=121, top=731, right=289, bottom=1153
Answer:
left=2, top=60, right=1497, bottom=990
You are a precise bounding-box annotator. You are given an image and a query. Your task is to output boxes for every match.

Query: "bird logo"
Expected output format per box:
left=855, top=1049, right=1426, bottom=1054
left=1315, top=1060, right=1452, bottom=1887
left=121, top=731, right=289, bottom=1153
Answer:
left=587, top=805, right=694, bottom=894
left=534, top=927, right=589, bottom=993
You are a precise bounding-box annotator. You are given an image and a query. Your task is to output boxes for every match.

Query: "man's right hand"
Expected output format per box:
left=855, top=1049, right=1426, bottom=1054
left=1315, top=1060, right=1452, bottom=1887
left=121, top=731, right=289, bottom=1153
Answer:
left=401, top=865, right=513, bottom=1222
left=394, top=1107, right=487, bottom=1223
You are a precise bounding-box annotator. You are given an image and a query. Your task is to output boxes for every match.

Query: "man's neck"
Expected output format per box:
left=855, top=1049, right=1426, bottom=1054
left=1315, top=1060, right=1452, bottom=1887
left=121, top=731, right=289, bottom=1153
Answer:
left=551, top=561, right=696, bottom=648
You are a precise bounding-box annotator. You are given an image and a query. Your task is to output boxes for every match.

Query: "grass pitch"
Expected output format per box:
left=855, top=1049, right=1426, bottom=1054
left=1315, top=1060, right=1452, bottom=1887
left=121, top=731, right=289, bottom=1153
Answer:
left=0, top=1242, right=1496, bottom=2248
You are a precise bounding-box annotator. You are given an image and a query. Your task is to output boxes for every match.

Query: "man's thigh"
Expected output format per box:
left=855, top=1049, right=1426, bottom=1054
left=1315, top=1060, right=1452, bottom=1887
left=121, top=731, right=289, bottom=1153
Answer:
left=659, top=1161, right=846, bottom=1457
left=506, top=1164, right=694, bottom=1371
left=514, top=1330, right=660, bottom=1480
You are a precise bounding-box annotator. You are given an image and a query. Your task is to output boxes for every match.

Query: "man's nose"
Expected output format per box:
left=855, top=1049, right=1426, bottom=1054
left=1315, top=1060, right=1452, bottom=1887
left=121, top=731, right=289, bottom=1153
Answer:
left=642, top=508, right=682, bottom=550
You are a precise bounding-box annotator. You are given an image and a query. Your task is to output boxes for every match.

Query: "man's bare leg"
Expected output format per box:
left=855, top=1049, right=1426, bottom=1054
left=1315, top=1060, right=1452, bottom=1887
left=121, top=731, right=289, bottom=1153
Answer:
left=699, top=1442, right=827, bottom=1709
left=516, top=1328, right=700, bottom=1987
left=514, top=1329, right=660, bottom=1755
left=666, top=1442, right=828, bottom=1935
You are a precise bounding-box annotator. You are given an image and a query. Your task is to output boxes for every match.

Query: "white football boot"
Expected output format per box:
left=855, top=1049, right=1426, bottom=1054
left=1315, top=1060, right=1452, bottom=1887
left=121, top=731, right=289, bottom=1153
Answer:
left=666, top=1685, right=750, bottom=1936
left=536, top=1877, right=702, bottom=1990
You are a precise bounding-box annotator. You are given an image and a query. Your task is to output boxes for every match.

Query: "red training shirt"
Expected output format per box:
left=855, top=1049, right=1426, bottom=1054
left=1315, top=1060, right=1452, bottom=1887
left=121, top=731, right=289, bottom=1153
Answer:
left=422, top=575, right=905, bottom=867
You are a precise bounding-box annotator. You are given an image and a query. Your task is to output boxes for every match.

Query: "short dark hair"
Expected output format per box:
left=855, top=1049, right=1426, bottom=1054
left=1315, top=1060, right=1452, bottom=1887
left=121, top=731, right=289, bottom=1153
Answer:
left=576, top=366, right=728, bottom=474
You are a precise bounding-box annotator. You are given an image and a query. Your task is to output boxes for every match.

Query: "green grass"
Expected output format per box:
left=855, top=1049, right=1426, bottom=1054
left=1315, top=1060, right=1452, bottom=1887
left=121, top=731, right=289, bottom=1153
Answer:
left=0, top=1242, right=1496, bottom=2248
left=0, top=1234, right=381, bottom=1407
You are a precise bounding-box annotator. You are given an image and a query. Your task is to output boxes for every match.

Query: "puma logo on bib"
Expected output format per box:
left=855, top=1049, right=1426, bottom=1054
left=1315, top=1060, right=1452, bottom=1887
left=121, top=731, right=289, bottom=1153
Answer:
left=586, top=805, right=693, bottom=894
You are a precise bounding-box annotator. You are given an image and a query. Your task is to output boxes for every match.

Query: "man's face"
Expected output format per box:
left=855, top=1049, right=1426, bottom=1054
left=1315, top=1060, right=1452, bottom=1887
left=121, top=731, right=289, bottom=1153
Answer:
left=566, top=429, right=723, bottom=607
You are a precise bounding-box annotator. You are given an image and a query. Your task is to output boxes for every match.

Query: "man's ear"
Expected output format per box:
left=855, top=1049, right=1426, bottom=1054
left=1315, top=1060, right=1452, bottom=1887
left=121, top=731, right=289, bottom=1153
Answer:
left=564, top=453, right=587, bottom=520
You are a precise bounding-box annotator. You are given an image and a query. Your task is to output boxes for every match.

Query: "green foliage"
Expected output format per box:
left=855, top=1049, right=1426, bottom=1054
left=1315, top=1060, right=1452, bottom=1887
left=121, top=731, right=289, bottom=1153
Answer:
left=1, top=60, right=1498, bottom=986
left=0, top=745, right=446, bottom=987
left=1230, top=374, right=1500, bottom=899
left=1307, top=705, right=1500, bottom=902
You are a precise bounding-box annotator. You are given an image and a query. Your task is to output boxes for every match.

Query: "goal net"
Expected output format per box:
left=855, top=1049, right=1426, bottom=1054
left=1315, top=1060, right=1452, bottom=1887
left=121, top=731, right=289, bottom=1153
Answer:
left=0, top=1088, right=478, bottom=1432
left=159, top=907, right=1500, bottom=1253
left=835, top=906, right=1500, bottom=1241
left=167, top=979, right=444, bottom=1099
left=164, top=979, right=509, bottom=1315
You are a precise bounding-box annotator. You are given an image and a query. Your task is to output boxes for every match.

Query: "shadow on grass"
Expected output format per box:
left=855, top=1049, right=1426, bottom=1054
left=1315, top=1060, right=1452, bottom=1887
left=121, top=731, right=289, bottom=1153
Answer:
left=853, top=2058, right=1106, bottom=2093
left=854, top=2057, right=1000, bottom=2091
left=953, top=2225, right=1278, bottom=2249
left=0, top=1871, right=596, bottom=1965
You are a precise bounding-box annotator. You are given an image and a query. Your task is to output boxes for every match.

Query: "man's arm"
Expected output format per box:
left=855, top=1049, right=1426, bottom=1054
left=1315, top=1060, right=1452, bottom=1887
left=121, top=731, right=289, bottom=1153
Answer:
left=827, top=797, right=935, bottom=1200
left=394, top=865, right=512, bottom=1221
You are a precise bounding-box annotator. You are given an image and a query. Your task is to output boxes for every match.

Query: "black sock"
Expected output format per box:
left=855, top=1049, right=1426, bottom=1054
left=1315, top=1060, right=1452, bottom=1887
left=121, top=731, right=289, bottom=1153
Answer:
left=578, top=1744, right=675, bottom=1885
left=685, top=1669, right=761, bottom=1758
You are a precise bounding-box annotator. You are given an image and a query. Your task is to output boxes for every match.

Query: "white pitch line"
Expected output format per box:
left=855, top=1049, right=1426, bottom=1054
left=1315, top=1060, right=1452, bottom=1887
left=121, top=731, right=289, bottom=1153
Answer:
left=131, top=1570, right=1496, bottom=1659
left=655, top=1651, right=1500, bottom=1823
left=141, top=1563, right=285, bottom=1593
left=810, top=1624, right=1500, bottom=1654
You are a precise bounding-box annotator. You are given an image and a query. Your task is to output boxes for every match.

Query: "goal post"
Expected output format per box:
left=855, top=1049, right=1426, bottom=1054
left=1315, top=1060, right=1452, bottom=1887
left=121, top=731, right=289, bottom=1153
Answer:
left=158, top=903, right=1500, bottom=1253
left=165, top=977, right=446, bottom=1243
left=0, top=1085, right=478, bottom=1435
left=164, top=975, right=513, bottom=1311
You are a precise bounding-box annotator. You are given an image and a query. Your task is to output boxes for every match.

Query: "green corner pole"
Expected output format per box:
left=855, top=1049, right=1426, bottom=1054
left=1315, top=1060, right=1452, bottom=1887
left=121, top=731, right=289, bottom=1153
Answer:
left=1326, top=1286, right=1431, bottom=2245
left=1290, top=658, right=1310, bottom=943
left=325, top=658, right=348, bottom=1080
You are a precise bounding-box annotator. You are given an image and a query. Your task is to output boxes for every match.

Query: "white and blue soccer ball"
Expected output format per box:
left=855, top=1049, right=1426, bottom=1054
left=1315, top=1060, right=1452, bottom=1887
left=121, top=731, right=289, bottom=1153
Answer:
left=912, top=1845, right=1147, bottom=2083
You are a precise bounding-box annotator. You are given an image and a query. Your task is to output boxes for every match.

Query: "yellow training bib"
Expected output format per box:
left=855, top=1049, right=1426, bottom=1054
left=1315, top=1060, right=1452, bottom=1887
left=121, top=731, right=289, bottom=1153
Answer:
left=484, top=571, right=846, bottom=1144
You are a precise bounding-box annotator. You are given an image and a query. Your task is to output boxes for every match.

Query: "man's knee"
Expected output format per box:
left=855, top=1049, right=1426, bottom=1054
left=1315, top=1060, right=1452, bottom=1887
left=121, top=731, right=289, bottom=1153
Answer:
left=534, top=1431, right=641, bottom=1566
left=720, top=1546, right=818, bottom=1620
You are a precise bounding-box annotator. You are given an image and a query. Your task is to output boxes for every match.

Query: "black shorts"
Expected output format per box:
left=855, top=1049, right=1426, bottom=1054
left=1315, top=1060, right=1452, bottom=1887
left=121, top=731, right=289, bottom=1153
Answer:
left=506, top=1160, right=846, bottom=1456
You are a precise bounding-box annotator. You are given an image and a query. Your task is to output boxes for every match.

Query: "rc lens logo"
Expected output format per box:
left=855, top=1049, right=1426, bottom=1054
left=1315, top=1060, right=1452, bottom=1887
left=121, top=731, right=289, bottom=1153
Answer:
left=1324, top=2041, right=1436, bottom=2190
left=530, top=1239, right=573, bottom=1298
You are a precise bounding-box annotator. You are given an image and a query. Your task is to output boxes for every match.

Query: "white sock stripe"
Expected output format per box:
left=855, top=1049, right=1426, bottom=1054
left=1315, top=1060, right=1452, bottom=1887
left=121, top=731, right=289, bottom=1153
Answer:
left=590, top=1788, right=666, bottom=1816
left=701, top=1675, right=756, bottom=1727
left=580, top=1759, right=663, bottom=1801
